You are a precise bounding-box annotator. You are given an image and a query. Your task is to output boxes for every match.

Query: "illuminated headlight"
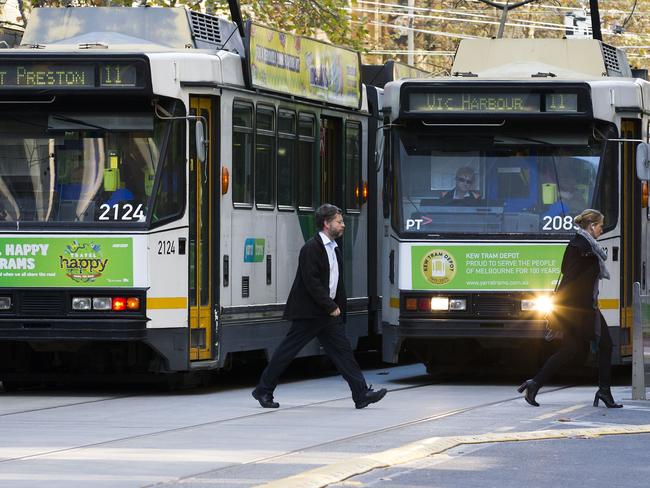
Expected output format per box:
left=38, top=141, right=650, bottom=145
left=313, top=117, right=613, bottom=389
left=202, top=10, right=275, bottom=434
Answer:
left=430, top=297, right=449, bottom=310
left=0, top=297, right=11, bottom=310
left=92, top=297, right=112, bottom=310
left=72, top=297, right=92, bottom=311
left=521, top=296, right=554, bottom=313
left=449, top=299, right=467, bottom=311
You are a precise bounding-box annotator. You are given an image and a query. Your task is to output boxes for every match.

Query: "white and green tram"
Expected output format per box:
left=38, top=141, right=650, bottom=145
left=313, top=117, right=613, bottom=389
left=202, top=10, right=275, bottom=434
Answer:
left=381, top=38, right=649, bottom=371
left=0, top=7, right=382, bottom=385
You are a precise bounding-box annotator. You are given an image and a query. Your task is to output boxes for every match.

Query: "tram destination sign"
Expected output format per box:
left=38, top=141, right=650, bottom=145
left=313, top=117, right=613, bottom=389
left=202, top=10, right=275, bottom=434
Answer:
left=0, top=62, right=142, bottom=89
left=408, top=92, right=580, bottom=114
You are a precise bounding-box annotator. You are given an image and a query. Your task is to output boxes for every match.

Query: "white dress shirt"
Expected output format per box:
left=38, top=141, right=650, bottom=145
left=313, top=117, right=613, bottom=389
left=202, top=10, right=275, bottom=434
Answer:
left=319, top=231, right=339, bottom=299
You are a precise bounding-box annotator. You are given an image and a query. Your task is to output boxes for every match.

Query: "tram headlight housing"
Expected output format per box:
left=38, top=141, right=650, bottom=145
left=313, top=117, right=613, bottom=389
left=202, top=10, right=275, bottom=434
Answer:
left=72, top=297, right=92, bottom=310
left=92, top=297, right=112, bottom=310
left=72, top=295, right=142, bottom=312
left=0, top=297, right=11, bottom=310
left=521, top=295, right=554, bottom=313
left=449, top=299, right=467, bottom=311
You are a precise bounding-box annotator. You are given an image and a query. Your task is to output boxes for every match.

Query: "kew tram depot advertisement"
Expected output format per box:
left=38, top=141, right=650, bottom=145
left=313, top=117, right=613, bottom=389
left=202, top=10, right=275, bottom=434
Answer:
left=0, top=237, right=133, bottom=287
left=409, top=243, right=565, bottom=291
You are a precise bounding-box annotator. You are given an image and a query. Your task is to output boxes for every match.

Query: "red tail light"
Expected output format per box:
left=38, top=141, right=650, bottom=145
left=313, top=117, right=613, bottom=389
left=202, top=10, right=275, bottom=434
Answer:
left=112, top=297, right=127, bottom=311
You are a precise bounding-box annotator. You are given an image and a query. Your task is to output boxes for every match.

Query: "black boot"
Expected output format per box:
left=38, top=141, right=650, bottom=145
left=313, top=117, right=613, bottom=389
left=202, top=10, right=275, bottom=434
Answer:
left=593, top=388, right=623, bottom=408
left=517, top=379, right=540, bottom=407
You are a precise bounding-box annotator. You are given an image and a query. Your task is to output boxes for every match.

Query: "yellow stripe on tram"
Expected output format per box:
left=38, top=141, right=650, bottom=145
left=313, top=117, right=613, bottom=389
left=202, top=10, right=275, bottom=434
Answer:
left=147, top=297, right=188, bottom=310
left=598, top=299, right=619, bottom=310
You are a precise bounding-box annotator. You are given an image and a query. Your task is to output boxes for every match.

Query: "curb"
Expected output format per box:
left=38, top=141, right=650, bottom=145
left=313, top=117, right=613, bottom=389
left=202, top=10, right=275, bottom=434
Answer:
left=254, top=423, right=650, bottom=488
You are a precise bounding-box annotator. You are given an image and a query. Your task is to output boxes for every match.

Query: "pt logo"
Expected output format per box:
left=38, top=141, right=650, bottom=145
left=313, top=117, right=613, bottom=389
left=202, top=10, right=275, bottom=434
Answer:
left=421, top=249, right=456, bottom=285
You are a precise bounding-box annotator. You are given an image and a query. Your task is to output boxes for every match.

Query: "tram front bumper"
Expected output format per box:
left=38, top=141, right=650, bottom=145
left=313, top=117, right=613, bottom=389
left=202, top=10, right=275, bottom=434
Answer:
left=382, top=318, right=548, bottom=363
left=0, top=318, right=148, bottom=341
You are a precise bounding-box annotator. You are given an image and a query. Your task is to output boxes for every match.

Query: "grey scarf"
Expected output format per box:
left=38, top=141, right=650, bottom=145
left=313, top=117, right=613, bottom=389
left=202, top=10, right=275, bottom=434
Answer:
left=576, top=227, right=610, bottom=280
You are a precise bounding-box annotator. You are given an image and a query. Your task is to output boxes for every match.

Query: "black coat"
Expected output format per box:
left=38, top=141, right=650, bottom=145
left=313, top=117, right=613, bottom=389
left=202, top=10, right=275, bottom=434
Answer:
left=283, top=233, right=347, bottom=321
left=554, top=233, right=604, bottom=340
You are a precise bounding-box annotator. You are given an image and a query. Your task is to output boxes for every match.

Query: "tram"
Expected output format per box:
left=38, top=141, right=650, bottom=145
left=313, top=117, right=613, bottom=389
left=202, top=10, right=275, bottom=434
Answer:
left=0, top=7, right=382, bottom=385
left=380, top=38, right=649, bottom=371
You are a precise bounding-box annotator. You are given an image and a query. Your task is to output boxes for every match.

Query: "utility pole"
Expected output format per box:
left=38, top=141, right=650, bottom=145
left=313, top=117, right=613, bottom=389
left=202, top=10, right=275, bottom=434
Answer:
left=407, top=0, right=414, bottom=65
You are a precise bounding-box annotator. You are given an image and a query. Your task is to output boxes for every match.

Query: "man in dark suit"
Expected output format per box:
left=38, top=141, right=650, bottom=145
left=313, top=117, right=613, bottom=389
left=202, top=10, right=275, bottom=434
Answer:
left=252, top=204, right=387, bottom=409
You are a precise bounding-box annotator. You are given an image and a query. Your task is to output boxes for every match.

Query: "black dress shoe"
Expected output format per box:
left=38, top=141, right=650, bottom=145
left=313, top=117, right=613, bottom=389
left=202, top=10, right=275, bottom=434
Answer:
left=252, top=388, right=279, bottom=408
left=517, top=379, right=540, bottom=407
left=355, top=386, right=387, bottom=409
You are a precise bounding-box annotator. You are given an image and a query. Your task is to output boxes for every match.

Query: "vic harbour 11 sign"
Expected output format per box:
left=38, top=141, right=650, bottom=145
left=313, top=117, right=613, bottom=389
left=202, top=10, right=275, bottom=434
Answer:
left=0, top=62, right=141, bottom=88
left=408, top=92, right=579, bottom=113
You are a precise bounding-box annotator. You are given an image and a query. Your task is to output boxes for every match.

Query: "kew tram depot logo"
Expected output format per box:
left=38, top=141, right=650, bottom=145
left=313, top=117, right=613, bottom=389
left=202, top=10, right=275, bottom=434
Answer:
left=59, top=240, right=108, bottom=283
left=421, top=249, right=457, bottom=285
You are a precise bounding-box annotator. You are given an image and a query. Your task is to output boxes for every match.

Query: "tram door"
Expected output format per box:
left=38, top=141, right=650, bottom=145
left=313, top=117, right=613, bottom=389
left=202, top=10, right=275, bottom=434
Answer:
left=189, top=97, right=217, bottom=361
left=620, top=119, right=642, bottom=357
left=320, top=117, right=343, bottom=206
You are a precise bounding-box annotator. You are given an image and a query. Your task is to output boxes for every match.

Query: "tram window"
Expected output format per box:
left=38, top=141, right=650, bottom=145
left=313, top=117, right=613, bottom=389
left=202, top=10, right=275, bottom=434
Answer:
left=345, top=121, right=362, bottom=212
left=297, top=113, right=316, bottom=210
left=152, top=119, right=185, bottom=223
left=593, top=135, right=619, bottom=230
left=233, top=102, right=253, bottom=207
left=278, top=110, right=296, bottom=209
left=255, top=105, right=275, bottom=208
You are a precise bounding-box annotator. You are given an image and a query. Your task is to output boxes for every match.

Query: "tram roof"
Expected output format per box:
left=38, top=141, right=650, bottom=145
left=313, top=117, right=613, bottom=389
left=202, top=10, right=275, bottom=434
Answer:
left=19, top=7, right=243, bottom=54
left=451, top=38, right=631, bottom=80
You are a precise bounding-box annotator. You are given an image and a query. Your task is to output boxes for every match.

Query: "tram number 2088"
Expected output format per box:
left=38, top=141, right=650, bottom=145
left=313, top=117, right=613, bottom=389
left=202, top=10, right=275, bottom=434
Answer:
left=542, top=215, right=576, bottom=231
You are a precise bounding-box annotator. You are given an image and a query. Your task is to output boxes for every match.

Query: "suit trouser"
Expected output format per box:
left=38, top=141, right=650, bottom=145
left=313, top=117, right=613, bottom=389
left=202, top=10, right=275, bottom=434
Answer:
left=533, top=314, right=613, bottom=389
left=256, top=318, right=368, bottom=401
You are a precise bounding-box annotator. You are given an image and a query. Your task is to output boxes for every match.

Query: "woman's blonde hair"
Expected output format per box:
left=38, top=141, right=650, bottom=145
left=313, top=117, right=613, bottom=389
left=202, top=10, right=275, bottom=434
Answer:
left=574, top=208, right=604, bottom=229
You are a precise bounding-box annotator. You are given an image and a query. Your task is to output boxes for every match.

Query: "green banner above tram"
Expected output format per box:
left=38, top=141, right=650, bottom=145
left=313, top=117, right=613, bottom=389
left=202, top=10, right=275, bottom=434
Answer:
left=246, top=22, right=361, bottom=109
left=0, top=58, right=149, bottom=91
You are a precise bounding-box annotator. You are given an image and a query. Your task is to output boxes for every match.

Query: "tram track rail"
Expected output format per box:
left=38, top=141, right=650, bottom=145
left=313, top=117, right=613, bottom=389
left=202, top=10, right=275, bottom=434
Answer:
left=141, top=383, right=572, bottom=487
left=0, top=375, right=572, bottom=486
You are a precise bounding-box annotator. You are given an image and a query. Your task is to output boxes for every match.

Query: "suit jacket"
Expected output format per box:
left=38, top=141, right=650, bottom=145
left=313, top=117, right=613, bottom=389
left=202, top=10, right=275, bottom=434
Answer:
left=554, top=233, right=603, bottom=340
left=283, top=233, right=347, bottom=322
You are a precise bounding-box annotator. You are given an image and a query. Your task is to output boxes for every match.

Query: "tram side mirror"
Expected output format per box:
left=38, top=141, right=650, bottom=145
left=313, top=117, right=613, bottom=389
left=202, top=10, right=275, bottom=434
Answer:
left=195, top=120, right=207, bottom=164
left=636, top=143, right=650, bottom=181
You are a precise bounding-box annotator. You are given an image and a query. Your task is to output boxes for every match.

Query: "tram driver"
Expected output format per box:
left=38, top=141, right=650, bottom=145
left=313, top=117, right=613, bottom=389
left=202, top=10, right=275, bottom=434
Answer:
left=439, top=166, right=481, bottom=204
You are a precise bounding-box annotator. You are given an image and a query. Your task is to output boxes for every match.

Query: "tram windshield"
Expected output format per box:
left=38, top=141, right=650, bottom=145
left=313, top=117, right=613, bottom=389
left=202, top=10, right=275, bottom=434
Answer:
left=396, top=123, right=616, bottom=236
left=0, top=99, right=184, bottom=226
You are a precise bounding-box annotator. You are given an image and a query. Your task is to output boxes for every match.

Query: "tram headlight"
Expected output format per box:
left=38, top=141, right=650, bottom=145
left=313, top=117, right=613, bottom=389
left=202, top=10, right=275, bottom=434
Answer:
left=0, top=297, right=11, bottom=310
left=72, top=297, right=92, bottom=311
left=430, top=297, right=449, bottom=310
left=449, top=299, right=467, bottom=311
left=521, top=295, right=554, bottom=313
left=92, top=297, right=112, bottom=310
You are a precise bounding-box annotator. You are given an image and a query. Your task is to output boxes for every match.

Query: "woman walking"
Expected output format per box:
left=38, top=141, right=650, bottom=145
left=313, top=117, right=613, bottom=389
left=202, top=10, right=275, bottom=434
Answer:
left=518, top=209, right=622, bottom=408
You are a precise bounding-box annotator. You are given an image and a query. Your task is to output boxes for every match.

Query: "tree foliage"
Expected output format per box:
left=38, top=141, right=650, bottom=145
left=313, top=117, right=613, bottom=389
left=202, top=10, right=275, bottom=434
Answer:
left=361, top=0, right=650, bottom=72
left=13, top=0, right=650, bottom=69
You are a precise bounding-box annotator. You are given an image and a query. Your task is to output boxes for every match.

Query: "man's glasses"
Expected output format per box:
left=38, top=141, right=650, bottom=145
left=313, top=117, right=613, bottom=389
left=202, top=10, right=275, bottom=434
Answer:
left=456, top=177, right=473, bottom=184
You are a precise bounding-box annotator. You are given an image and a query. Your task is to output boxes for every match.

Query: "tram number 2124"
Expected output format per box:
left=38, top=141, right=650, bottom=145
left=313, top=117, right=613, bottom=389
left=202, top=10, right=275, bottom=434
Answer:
left=98, top=203, right=146, bottom=221
left=542, top=215, right=576, bottom=231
